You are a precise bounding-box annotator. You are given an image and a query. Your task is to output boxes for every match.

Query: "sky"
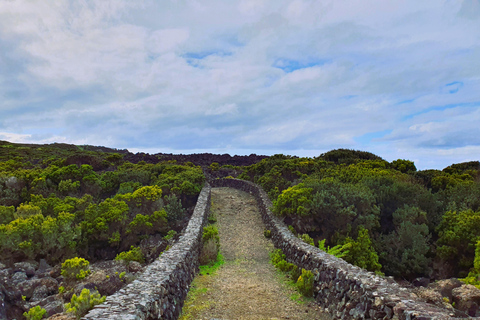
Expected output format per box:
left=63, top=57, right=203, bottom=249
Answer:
left=0, top=0, right=479, bottom=170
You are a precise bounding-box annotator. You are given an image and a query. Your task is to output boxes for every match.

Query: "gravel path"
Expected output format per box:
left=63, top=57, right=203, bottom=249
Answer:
left=179, top=187, right=330, bottom=320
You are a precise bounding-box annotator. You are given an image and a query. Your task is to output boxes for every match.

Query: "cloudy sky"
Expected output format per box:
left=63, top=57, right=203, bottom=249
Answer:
left=0, top=0, right=479, bottom=169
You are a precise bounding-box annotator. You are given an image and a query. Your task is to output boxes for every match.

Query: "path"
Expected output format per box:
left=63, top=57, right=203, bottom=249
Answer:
left=179, top=187, right=330, bottom=320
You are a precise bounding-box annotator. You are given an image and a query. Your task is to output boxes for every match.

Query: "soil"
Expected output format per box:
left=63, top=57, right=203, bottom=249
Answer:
left=179, top=187, right=330, bottom=320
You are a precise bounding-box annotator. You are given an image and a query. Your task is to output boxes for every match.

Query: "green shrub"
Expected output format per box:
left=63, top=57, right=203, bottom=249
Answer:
left=208, top=212, right=217, bottom=224
left=318, top=239, right=351, bottom=259
left=288, top=225, right=297, bottom=236
left=290, top=264, right=301, bottom=281
left=163, top=230, right=177, bottom=241
left=299, top=233, right=314, bottom=246
left=270, top=249, right=286, bottom=267
left=264, top=229, right=271, bottom=238
left=296, top=269, right=314, bottom=297
left=65, top=288, right=106, bottom=319
left=61, top=257, right=90, bottom=282
left=115, top=246, right=145, bottom=264
left=202, top=225, right=219, bottom=243
left=23, top=305, right=46, bottom=320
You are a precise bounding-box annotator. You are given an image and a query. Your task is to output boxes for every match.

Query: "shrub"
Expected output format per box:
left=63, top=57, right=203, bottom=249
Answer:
left=264, top=229, right=271, bottom=238
left=202, top=225, right=219, bottom=243
left=115, top=246, right=145, bottom=264
left=65, top=288, right=106, bottom=319
left=208, top=212, right=217, bottom=224
left=299, top=233, right=314, bottom=246
left=288, top=225, right=297, bottom=236
left=23, top=306, right=46, bottom=320
left=199, top=238, right=219, bottom=265
left=61, top=257, right=90, bottom=282
left=296, top=269, right=314, bottom=297
left=163, top=230, right=177, bottom=241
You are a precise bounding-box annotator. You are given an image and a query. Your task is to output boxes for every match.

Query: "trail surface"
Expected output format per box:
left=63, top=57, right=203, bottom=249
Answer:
left=180, top=187, right=330, bottom=320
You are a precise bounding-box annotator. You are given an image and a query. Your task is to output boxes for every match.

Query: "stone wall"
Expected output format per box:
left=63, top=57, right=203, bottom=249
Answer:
left=82, top=183, right=212, bottom=320
left=210, top=178, right=461, bottom=320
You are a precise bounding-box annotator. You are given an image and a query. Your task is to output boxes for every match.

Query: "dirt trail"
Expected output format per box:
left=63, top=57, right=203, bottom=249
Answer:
left=179, top=187, right=330, bottom=320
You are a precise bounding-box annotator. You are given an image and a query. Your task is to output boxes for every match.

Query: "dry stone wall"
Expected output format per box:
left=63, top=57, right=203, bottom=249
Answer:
left=82, top=183, right=212, bottom=320
left=210, top=178, right=461, bottom=320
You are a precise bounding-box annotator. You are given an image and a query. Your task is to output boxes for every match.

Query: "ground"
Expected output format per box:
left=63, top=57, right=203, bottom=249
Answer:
left=179, top=187, right=330, bottom=320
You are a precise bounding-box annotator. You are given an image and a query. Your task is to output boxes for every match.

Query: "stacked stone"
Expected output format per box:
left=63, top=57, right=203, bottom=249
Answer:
left=210, top=178, right=460, bottom=320
left=82, top=183, right=212, bottom=320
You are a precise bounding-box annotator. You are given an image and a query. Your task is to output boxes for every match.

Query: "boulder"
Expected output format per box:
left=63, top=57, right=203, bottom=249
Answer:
left=14, top=262, right=37, bottom=277
left=128, top=261, right=143, bottom=273
left=38, top=259, right=52, bottom=272
left=50, top=264, right=62, bottom=279
left=83, top=270, right=123, bottom=296
left=11, top=271, right=28, bottom=285
left=452, top=284, right=480, bottom=317
left=428, top=278, right=463, bottom=300
left=39, top=277, right=59, bottom=295
left=17, top=279, right=41, bottom=299
left=0, top=286, right=6, bottom=320
left=43, top=298, right=64, bottom=317
left=46, top=312, right=76, bottom=320
left=31, top=285, right=49, bottom=302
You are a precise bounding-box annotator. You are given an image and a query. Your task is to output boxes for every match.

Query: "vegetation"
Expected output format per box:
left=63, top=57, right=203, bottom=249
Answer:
left=23, top=306, right=47, bottom=320
left=0, top=141, right=204, bottom=266
left=240, top=149, right=480, bottom=280
left=115, top=246, right=145, bottom=264
left=65, top=288, right=106, bottom=319
left=61, top=257, right=90, bottom=282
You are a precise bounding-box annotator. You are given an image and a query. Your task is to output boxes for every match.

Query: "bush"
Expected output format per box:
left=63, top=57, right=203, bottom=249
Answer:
left=163, top=230, right=177, bottom=241
left=264, top=229, right=271, bottom=238
left=65, top=288, right=106, bottom=319
left=23, top=306, right=47, bottom=320
left=296, top=268, right=314, bottom=297
left=202, top=225, right=219, bottom=243
left=299, top=233, right=314, bottom=246
left=199, top=238, right=219, bottom=265
left=61, top=257, right=90, bottom=282
left=200, top=225, right=220, bottom=265
left=115, top=246, right=145, bottom=264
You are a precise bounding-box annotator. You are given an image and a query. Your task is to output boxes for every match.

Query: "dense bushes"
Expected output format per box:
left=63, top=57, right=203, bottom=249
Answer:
left=0, top=142, right=205, bottom=265
left=241, top=150, right=480, bottom=280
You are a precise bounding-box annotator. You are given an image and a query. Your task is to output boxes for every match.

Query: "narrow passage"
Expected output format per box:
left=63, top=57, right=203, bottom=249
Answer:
left=180, top=187, right=330, bottom=320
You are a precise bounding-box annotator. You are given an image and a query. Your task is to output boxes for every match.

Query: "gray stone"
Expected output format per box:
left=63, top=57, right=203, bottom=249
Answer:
left=31, top=285, right=48, bottom=302
left=11, top=271, right=28, bottom=284
left=14, top=261, right=37, bottom=277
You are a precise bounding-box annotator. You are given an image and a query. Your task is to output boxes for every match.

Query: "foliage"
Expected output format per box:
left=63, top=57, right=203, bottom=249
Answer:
left=436, top=209, right=480, bottom=274
left=23, top=306, right=47, bottom=320
left=342, top=227, right=382, bottom=273
left=318, top=239, right=350, bottom=259
left=296, top=269, right=314, bottom=297
left=264, top=229, right=271, bottom=238
left=115, top=246, right=145, bottom=264
left=163, top=230, right=177, bottom=241
left=202, top=225, right=219, bottom=243
left=65, top=288, right=106, bottom=319
left=299, top=233, right=314, bottom=246
left=61, top=257, right=90, bottom=282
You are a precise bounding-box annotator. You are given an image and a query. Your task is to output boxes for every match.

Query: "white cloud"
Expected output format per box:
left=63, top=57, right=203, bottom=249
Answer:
left=0, top=0, right=479, bottom=169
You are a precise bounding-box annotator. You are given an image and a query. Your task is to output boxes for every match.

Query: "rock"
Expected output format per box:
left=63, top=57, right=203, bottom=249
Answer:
left=413, top=287, right=444, bottom=307
left=43, top=298, right=64, bottom=317
left=0, top=287, right=6, bottom=320
left=428, top=278, right=463, bottom=300
left=128, top=261, right=143, bottom=273
left=83, top=270, right=123, bottom=296
left=17, top=279, right=41, bottom=299
left=140, top=234, right=168, bottom=263
left=46, top=312, right=76, bottom=320
left=452, top=284, right=480, bottom=317
left=413, top=277, right=430, bottom=287
left=11, top=272, right=28, bottom=285
left=39, top=259, right=52, bottom=272
left=0, top=268, right=11, bottom=282
left=31, top=285, right=49, bottom=302
left=0, top=263, right=6, bottom=270
left=39, top=277, right=59, bottom=295
left=14, top=262, right=37, bottom=277
left=50, top=265, right=62, bottom=279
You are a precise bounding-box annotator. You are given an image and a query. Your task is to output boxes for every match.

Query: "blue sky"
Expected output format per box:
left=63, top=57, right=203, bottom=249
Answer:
left=1, top=0, right=480, bottom=170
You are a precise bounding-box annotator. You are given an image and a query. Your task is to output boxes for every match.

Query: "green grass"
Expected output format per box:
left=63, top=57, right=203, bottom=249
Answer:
left=199, top=253, right=224, bottom=275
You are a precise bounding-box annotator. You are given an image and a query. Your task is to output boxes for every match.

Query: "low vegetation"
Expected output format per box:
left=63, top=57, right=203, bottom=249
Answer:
left=240, top=149, right=480, bottom=280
